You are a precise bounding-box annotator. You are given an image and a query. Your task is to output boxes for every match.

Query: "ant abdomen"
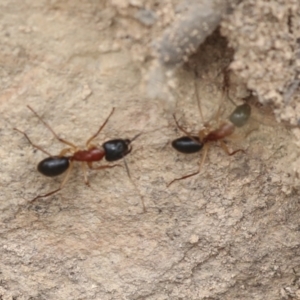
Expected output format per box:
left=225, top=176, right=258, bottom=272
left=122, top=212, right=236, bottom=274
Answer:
left=103, top=139, right=131, bottom=162
left=172, top=136, right=204, bottom=154
left=229, top=103, right=251, bottom=128
left=37, top=157, right=70, bottom=177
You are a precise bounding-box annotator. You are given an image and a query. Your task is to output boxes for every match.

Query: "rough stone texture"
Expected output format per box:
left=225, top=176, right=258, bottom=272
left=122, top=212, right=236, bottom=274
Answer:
left=222, top=0, right=300, bottom=125
left=1, top=0, right=300, bottom=299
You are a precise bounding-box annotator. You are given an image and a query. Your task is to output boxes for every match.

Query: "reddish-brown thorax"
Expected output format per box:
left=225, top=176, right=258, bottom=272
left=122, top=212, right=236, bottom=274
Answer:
left=71, top=147, right=105, bottom=162
left=203, top=122, right=235, bottom=142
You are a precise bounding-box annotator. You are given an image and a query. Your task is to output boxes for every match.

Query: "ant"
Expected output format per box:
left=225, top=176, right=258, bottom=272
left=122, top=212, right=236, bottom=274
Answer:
left=167, top=73, right=252, bottom=187
left=14, top=105, right=144, bottom=210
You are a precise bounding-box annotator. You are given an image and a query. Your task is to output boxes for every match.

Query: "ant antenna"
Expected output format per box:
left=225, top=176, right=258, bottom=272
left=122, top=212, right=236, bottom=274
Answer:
left=27, top=105, right=77, bottom=149
left=194, top=78, right=205, bottom=123
left=130, top=132, right=143, bottom=143
left=193, top=69, right=205, bottom=124
left=14, top=128, right=53, bottom=157
left=86, top=107, right=115, bottom=147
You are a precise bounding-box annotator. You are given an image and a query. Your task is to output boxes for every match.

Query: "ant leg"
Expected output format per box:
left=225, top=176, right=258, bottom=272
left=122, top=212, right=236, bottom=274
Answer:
left=219, top=140, right=245, bottom=156
left=14, top=128, right=52, bottom=156
left=87, top=162, right=121, bottom=171
left=86, top=108, right=115, bottom=147
left=88, top=161, right=146, bottom=212
left=167, top=144, right=209, bottom=187
left=30, top=162, right=73, bottom=203
left=123, top=158, right=146, bottom=213
left=245, top=127, right=258, bottom=139
left=27, top=105, right=77, bottom=148
left=81, top=162, right=90, bottom=186
left=59, top=147, right=74, bottom=157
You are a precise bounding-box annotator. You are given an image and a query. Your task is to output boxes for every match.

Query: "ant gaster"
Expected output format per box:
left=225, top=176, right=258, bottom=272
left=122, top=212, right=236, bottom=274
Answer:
left=168, top=76, right=252, bottom=187
left=14, top=106, right=144, bottom=210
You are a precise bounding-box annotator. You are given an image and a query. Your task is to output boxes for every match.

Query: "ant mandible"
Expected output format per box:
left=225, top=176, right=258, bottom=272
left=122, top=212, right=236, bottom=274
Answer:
left=168, top=74, right=252, bottom=187
left=14, top=105, right=143, bottom=207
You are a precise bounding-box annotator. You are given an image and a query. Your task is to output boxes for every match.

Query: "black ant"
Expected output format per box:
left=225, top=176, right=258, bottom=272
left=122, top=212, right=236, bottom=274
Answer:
left=168, top=75, right=252, bottom=187
left=14, top=106, right=144, bottom=210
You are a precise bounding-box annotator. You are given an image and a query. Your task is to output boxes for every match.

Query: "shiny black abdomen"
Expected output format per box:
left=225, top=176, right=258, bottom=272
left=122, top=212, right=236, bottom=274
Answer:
left=37, top=156, right=70, bottom=177
left=172, top=136, right=203, bottom=154
left=103, top=139, right=130, bottom=161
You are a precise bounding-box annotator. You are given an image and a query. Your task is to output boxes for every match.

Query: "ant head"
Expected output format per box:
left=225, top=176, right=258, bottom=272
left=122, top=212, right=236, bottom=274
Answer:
left=102, top=133, right=142, bottom=162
